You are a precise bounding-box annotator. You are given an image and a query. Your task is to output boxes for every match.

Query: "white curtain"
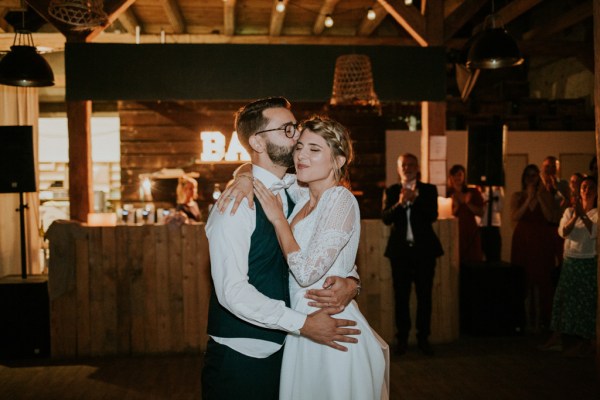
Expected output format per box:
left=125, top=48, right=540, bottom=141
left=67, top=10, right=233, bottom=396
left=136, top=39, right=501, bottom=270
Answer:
left=0, top=85, right=42, bottom=277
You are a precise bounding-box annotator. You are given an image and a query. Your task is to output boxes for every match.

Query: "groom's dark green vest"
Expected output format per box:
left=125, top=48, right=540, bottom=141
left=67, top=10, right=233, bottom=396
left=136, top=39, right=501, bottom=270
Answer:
left=207, top=194, right=294, bottom=345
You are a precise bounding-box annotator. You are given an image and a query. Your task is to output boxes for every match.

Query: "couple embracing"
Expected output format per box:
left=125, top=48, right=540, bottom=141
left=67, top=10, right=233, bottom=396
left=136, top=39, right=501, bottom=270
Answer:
left=202, top=97, right=389, bottom=400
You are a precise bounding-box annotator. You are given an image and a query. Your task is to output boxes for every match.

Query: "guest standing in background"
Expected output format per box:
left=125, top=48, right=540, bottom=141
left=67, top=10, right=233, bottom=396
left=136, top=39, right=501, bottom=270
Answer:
left=511, top=164, right=559, bottom=332
left=540, top=156, right=568, bottom=289
left=567, top=173, right=584, bottom=207
left=176, top=175, right=202, bottom=222
left=446, top=164, right=484, bottom=264
left=382, top=153, right=443, bottom=356
left=477, top=185, right=503, bottom=262
left=540, top=156, right=570, bottom=212
left=551, top=176, right=597, bottom=357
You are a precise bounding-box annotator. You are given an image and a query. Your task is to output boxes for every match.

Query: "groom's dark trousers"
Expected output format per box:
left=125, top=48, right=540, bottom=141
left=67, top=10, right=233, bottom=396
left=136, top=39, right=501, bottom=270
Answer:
left=202, top=198, right=293, bottom=400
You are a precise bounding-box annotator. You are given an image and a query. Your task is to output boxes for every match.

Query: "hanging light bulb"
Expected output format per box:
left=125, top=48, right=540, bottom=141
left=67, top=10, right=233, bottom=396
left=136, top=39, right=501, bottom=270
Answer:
left=367, top=7, right=376, bottom=21
left=404, top=0, right=413, bottom=5
left=324, top=14, right=334, bottom=28
left=276, top=0, right=285, bottom=13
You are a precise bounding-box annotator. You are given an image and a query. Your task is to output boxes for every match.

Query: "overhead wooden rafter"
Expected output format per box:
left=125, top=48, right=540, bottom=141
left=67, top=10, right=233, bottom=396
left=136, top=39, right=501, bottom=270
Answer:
left=377, top=0, right=427, bottom=46
left=523, top=0, right=592, bottom=41
left=116, top=8, right=139, bottom=35
left=313, top=0, right=340, bottom=35
left=269, top=0, right=288, bottom=36
left=159, top=0, right=185, bottom=34
left=357, top=1, right=387, bottom=37
left=223, top=0, right=236, bottom=36
left=443, top=0, right=487, bottom=42
left=494, top=0, right=543, bottom=26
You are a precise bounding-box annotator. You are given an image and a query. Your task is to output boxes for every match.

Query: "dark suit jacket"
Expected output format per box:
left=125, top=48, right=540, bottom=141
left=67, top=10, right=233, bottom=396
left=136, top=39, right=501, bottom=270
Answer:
left=382, top=181, right=444, bottom=259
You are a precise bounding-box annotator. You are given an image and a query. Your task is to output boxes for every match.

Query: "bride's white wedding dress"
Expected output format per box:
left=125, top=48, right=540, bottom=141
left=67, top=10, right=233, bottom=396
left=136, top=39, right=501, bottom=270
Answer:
left=279, top=186, right=389, bottom=400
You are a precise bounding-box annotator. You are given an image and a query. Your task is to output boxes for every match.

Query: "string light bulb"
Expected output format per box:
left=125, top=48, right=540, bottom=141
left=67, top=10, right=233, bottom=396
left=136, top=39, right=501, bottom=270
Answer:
left=324, top=14, right=334, bottom=28
left=276, top=0, right=285, bottom=13
left=367, top=7, right=376, bottom=21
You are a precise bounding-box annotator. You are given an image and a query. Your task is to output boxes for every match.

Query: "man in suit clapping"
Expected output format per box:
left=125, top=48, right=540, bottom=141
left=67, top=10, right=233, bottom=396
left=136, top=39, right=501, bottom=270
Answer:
left=382, top=153, right=443, bottom=356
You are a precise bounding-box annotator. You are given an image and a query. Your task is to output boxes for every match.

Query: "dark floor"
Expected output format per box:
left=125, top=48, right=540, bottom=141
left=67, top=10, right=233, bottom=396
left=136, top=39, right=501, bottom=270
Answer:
left=0, top=334, right=598, bottom=400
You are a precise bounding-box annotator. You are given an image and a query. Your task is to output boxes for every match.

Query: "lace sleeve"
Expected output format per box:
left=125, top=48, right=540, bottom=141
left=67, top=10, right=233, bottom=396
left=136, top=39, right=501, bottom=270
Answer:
left=287, top=187, right=358, bottom=287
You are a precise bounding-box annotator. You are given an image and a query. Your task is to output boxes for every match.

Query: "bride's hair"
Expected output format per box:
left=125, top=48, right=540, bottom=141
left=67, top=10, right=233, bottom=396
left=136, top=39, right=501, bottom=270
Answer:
left=299, top=116, right=354, bottom=187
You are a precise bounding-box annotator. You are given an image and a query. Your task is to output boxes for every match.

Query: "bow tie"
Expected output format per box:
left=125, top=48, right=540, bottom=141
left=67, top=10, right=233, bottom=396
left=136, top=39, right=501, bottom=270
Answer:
left=269, top=175, right=295, bottom=192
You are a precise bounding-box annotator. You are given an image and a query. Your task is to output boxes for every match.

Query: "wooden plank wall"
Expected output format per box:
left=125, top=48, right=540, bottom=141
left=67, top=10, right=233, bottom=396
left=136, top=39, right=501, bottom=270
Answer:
left=47, top=218, right=458, bottom=358
left=118, top=101, right=386, bottom=218
left=47, top=222, right=210, bottom=358
left=356, top=219, right=460, bottom=345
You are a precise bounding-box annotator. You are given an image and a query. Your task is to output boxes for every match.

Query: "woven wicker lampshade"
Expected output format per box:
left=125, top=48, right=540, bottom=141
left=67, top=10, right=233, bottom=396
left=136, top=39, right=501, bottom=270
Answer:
left=48, top=0, right=107, bottom=29
left=330, top=54, right=380, bottom=108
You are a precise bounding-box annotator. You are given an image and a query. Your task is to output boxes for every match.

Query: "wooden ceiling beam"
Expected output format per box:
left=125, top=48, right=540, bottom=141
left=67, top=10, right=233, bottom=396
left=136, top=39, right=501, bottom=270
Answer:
left=377, top=0, right=427, bottom=46
left=357, top=1, right=387, bottom=37
left=159, top=0, right=185, bottom=34
left=269, top=0, right=288, bottom=36
left=443, top=0, right=487, bottom=41
left=0, top=0, right=21, bottom=7
left=313, top=0, right=340, bottom=36
left=86, top=0, right=136, bottom=42
left=0, top=8, right=11, bottom=32
left=223, top=0, right=236, bottom=36
left=0, top=31, right=420, bottom=48
left=117, top=8, right=140, bottom=35
left=495, top=0, right=543, bottom=26
left=444, top=0, right=463, bottom=18
left=523, top=0, right=592, bottom=40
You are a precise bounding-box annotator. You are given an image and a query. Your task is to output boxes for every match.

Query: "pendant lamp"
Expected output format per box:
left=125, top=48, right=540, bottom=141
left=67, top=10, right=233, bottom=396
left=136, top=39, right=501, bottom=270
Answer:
left=466, top=13, right=524, bottom=70
left=0, top=28, right=54, bottom=87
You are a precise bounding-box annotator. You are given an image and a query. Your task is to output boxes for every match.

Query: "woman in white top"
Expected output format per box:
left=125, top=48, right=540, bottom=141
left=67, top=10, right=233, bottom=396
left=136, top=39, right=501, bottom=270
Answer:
left=254, top=116, right=389, bottom=400
left=550, top=175, right=597, bottom=356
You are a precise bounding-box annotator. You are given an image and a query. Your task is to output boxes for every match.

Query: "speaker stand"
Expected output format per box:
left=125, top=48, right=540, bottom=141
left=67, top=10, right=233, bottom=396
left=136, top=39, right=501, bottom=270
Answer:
left=15, top=191, right=28, bottom=279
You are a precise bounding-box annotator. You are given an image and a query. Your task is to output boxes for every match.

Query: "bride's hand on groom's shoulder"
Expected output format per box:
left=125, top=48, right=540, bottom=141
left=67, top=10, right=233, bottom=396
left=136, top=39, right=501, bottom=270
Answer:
left=300, top=307, right=361, bottom=351
left=253, top=180, right=286, bottom=224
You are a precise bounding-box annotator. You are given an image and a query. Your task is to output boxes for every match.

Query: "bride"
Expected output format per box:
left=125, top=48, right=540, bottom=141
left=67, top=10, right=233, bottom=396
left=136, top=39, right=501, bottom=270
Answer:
left=253, top=116, right=389, bottom=400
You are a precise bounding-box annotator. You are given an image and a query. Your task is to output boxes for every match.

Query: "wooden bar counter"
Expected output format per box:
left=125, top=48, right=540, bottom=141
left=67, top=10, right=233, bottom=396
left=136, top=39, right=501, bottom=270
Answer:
left=46, top=218, right=458, bottom=358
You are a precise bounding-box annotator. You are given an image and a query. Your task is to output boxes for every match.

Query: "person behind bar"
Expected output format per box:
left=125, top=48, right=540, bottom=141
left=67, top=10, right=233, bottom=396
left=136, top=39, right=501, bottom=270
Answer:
left=175, top=175, right=202, bottom=222
left=201, top=97, right=361, bottom=400
left=382, top=153, right=443, bottom=356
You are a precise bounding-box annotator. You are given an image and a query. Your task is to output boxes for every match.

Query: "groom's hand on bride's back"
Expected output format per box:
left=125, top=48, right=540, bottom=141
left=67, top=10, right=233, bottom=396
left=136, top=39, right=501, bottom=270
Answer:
left=299, top=307, right=360, bottom=352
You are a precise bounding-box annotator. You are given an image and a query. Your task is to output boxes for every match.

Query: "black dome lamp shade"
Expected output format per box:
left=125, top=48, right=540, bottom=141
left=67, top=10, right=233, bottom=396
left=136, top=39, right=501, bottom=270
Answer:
left=0, top=29, right=54, bottom=87
left=466, top=13, right=524, bottom=70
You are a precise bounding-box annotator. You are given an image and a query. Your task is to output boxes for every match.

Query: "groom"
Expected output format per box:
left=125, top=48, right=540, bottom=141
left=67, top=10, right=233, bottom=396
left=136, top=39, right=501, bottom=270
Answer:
left=202, top=97, right=361, bottom=400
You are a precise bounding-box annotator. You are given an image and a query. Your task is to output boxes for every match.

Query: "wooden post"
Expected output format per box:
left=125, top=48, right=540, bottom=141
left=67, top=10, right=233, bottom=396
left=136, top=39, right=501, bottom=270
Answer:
left=593, top=0, right=600, bottom=375
left=67, top=100, right=93, bottom=221
left=421, top=0, right=446, bottom=184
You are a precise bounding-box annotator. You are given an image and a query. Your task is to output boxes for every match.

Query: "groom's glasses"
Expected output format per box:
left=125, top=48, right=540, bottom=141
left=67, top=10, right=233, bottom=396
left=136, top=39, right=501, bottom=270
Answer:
left=253, top=122, right=299, bottom=138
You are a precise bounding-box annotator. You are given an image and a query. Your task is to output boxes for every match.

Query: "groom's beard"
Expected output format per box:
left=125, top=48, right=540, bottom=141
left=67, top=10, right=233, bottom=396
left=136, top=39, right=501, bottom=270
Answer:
left=266, top=141, right=294, bottom=168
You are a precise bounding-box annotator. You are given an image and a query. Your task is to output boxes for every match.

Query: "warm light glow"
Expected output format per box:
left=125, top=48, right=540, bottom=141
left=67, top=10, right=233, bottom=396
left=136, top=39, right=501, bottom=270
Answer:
left=140, top=177, right=153, bottom=201
left=437, top=197, right=453, bottom=219
left=324, top=14, right=334, bottom=28
left=276, top=0, right=285, bottom=13
left=87, top=213, right=117, bottom=227
left=367, top=7, right=376, bottom=21
left=224, top=131, right=251, bottom=161
left=200, top=131, right=226, bottom=161
left=404, top=0, right=413, bottom=5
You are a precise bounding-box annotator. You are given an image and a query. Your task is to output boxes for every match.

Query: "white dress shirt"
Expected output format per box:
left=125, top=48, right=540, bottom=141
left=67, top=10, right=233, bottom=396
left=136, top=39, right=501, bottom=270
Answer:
left=402, top=179, right=417, bottom=242
left=205, top=165, right=306, bottom=358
